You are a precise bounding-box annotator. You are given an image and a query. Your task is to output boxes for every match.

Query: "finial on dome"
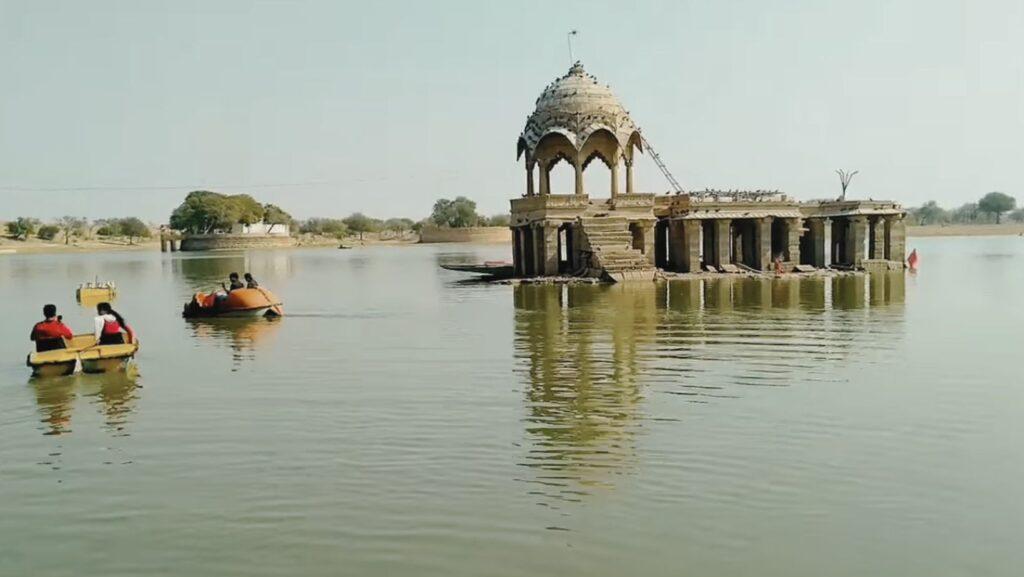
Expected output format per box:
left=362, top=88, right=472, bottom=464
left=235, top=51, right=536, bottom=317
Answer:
left=567, top=61, right=585, bottom=76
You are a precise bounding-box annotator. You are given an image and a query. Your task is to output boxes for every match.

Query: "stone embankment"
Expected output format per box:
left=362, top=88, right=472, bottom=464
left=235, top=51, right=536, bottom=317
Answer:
left=418, top=226, right=511, bottom=244
left=173, top=234, right=294, bottom=251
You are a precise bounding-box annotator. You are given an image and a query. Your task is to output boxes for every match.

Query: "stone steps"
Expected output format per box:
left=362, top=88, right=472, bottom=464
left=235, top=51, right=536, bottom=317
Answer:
left=576, top=215, right=656, bottom=282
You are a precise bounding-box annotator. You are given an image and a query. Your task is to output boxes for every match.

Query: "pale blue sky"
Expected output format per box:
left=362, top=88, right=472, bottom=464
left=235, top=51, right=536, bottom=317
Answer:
left=1, top=0, right=1021, bottom=222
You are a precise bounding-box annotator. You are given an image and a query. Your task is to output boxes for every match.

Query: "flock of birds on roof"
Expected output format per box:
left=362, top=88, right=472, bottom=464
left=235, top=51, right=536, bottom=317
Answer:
left=683, top=189, right=786, bottom=200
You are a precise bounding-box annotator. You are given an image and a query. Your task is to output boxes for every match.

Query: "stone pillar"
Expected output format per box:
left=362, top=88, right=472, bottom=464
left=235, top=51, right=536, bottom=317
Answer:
left=683, top=219, right=701, bottom=273
left=625, top=159, right=634, bottom=194
left=714, top=219, right=732, bottom=268
left=807, top=219, right=826, bottom=268
left=871, top=217, right=886, bottom=260
left=512, top=227, right=523, bottom=276
left=541, top=223, right=560, bottom=276
left=539, top=164, right=550, bottom=196
left=850, top=216, right=868, bottom=268
left=526, top=164, right=535, bottom=196
left=574, top=159, right=584, bottom=196
left=641, top=221, right=656, bottom=266
left=756, top=217, right=773, bottom=271
left=887, top=216, right=906, bottom=264
left=786, top=218, right=802, bottom=266
left=610, top=159, right=620, bottom=198
left=160, top=237, right=168, bottom=252
left=170, top=240, right=179, bottom=252
left=668, top=219, right=687, bottom=272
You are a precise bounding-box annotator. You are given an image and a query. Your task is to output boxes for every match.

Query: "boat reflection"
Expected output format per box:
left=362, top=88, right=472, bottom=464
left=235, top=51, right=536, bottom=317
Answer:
left=187, top=317, right=282, bottom=369
left=513, top=273, right=906, bottom=506
left=30, top=370, right=140, bottom=436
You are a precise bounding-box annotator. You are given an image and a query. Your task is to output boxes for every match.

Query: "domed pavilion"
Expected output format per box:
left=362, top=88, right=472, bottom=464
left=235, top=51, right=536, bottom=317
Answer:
left=508, top=63, right=907, bottom=282
left=517, top=62, right=644, bottom=197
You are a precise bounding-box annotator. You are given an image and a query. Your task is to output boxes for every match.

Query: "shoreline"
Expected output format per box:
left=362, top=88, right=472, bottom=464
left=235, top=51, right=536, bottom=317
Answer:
left=4, top=224, right=1021, bottom=255
left=907, top=224, right=1024, bottom=237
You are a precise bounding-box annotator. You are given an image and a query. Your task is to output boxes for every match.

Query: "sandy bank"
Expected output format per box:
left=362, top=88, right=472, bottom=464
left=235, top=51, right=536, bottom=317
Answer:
left=0, top=238, right=159, bottom=254
left=907, top=224, right=1024, bottom=237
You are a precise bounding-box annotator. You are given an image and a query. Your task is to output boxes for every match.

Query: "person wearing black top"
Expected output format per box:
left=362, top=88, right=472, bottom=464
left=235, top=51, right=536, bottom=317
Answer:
left=223, top=272, right=245, bottom=292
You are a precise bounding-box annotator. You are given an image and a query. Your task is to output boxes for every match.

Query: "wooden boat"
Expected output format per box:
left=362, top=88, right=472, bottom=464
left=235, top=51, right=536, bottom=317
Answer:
left=27, top=334, right=139, bottom=377
left=440, top=261, right=514, bottom=279
left=77, top=280, right=117, bottom=303
left=183, top=287, right=284, bottom=318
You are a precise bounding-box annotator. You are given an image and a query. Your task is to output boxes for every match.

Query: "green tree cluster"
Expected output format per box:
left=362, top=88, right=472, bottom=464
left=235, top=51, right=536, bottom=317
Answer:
left=907, top=192, right=1020, bottom=226
left=169, top=191, right=292, bottom=234
left=977, top=192, right=1016, bottom=224
left=37, top=224, right=60, bottom=240
left=93, top=217, right=152, bottom=243
left=430, top=197, right=480, bottom=228
left=299, top=218, right=349, bottom=239
left=5, top=217, right=40, bottom=240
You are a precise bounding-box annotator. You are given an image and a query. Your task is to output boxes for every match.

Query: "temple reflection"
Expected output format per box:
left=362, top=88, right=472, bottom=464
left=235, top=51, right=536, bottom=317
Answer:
left=513, top=274, right=905, bottom=503
left=31, top=370, right=140, bottom=436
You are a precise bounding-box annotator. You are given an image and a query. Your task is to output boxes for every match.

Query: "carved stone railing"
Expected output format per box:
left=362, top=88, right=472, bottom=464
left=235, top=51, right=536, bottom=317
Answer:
left=610, top=193, right=655, bottom=209
left=511, top=194, right=591, bottom=213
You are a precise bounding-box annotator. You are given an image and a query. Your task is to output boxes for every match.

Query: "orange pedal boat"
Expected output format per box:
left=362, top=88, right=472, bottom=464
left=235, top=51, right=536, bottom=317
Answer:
left=183, top=288, right=284, bottom=318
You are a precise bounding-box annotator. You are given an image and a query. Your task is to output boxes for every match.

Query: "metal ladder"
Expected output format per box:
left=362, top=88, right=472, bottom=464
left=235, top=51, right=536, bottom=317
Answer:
left=639, top=133, right=684, bottom=194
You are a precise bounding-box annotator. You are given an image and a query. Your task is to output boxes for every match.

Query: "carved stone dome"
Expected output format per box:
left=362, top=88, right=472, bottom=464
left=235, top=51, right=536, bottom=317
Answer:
left=518, top=62, right=640, bottom=159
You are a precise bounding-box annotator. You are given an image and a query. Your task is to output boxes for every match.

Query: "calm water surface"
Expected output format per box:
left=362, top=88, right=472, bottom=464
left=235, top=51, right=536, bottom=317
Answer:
left=1, top=237, right=1022, bottom=576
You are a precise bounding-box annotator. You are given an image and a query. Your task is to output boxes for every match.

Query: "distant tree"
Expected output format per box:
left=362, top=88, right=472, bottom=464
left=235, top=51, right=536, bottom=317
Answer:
left=93, top=219, right=121, bottom=237
left=56, top=216, right=87, bottom=245
left=382, top=218, right=413, bottom=235
left=911, top=201, right=948, bottom=226
left=299, top=218, right=348, bottom=239
left=951, top=203, right=980, bottom=224
left=6, top=217, right=39, bottom=240
left=835, top=169, right=858, bottom=201
left=170, top=191, right=233, bottom=233
left=230, top=194, right=265, bottom=226
left=1009, top=208, right=1024, bottom=223
left=170, top=191, right=285, bottom=233
left=263, top=204, right=293, bottom=233
left=430, top=197, right=480, bottom=228
left=37, top=224, right=60, bottom=241
left=343, top=212, right=379, bottom=240
left=119, top=217, right=151, bottom=244
left=486, top=213, right=510, bottom=227
left=978, top=192, right=1016, bottom=224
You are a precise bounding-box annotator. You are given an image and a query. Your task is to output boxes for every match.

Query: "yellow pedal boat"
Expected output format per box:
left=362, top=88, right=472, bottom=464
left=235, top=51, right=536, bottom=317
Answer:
left=77, top=281, right=117, bottom=304
left=27, top=334, right=139, bottom=377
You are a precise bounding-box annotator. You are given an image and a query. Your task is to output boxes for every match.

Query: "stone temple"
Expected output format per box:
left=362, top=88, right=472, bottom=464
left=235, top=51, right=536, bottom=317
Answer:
left=510, top=62, right=907, bottom=281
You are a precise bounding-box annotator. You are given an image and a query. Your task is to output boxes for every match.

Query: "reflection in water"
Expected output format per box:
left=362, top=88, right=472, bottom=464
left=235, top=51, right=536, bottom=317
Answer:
left=168, top=252, right=294, bottom=292
left=31, top=370, right=140, bottom=436
left=514, top=273, right=906, bottom=506
left=170, top=254, right=248, bottom=288
left=188, top=317, right=282, bottom=369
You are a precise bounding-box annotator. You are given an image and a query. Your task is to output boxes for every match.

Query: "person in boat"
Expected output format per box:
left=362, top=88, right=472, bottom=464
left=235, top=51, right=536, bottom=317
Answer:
left=244, top=273, right=259, bottom=289
left=223, top=272, right=245, bottom=293
left=31, top=304, right=74, bottom=350
left=94, top=302, right=134, bottom=345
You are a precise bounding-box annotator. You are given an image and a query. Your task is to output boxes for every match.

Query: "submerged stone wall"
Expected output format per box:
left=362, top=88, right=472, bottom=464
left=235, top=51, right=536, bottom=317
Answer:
left=179, top=234, right=295, bottom=251
left=418, top=226, right=511, bottom=244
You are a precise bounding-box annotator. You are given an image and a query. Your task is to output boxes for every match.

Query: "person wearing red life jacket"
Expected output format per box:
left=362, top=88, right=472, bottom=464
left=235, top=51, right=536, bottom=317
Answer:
left=31, top=304, right=74, bottom=351
left=94, top=302, right=135, bottom=345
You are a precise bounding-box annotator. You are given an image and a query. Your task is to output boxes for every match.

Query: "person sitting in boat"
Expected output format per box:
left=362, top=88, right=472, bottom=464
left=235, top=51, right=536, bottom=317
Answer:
left=222, top=272, right=245, bottom=293
left=244, top=273, right=259, bottom=289
left=31, top=304, right=74, bottom=351
left=94, top=302, right=135, bottom=345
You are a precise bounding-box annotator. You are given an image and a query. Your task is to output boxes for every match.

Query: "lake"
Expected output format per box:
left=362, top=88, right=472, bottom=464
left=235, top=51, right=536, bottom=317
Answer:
left=1, top=236, right=1022, bottom=577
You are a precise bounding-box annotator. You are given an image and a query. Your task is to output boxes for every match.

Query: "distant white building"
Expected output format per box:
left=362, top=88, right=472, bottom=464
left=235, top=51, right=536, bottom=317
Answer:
left=231, top=222, right=290, bottom=237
